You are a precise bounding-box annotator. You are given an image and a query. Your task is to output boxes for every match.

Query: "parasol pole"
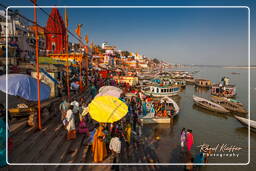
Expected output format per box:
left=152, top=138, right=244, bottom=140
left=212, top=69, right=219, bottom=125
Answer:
left=33, top=0, right=41, bottom=129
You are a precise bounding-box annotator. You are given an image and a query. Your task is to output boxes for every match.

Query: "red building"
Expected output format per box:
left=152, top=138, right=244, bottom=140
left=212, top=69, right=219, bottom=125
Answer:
left=45, top=8, right=67, bottom=54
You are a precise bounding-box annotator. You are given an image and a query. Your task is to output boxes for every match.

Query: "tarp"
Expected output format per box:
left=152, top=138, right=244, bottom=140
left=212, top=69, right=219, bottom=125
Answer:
left=40, top=68, right=59, bottom=84
left=96, top=86, right=123, bottom=98
left=0, top=74, right=51, bottom=101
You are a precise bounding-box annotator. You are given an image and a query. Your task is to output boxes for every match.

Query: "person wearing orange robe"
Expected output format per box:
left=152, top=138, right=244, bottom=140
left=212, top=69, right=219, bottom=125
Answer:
left=92, top=125, right=107, bottom=162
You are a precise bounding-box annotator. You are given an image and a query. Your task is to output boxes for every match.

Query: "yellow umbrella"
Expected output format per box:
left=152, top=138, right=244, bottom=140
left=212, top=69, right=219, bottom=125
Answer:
left=88, top=95, right=128, bottom=123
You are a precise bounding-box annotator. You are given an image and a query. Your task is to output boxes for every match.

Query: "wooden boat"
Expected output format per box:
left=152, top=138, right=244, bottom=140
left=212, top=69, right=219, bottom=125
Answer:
left=211, top=77, right=236, bottom=98
left=140, top=117, right=171, bottom=124
left=141, top=85, right=180, bottom=97
left=211, top=84, right=236, bottom=98
left=234, top=115, right=256, bottom=131
left=193, top=95, right=229, bottom=113
left=231, top=72, right=240, bottom=75
left=195, top=79, right=212, bottom=88
left=211, top=96, right=247, bottom=114
left=140, top=96, right=179, bottom=124
left=185, top=79, right=195, bottom=85
left=160, top=96, right=180, bottom=117
left=174, top=79, right=186, bottom=88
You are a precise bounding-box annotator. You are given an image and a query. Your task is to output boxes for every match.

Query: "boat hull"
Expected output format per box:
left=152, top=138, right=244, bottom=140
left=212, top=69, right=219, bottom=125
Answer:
left=234, top=115, right=256, bottom=131
left=193, top=95, right=229, bottom=113
left=211, top=92, right=236, bottom=98
left=140, top=117, right=171, bottom=124
left=143, top=91, right=179, bottom=97
left=195, top=84, right=211, bottom=88
left=211, top=97, right=247, bottom=114
left=194, top=102, right=229, bottom=113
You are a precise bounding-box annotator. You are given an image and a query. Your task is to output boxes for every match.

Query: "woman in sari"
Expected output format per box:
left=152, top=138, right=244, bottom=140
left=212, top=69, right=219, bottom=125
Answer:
left=186, top=129, right=194, bottom=152
left=125, top=121, right=132, bottom=145
left=92, top=125, right=107, bottom=162
left=180, top=128, right=186, bottom=151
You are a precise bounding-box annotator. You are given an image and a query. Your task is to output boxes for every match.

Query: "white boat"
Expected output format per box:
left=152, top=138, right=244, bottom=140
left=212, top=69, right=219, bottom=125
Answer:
left=160, top=96, right=180, bottom=117
left=193, top=95, right=229, bottom=113
left=141, top=85, right=180, bottom=97
left=140, top=117, right=171, bottom=124
left=140, top=96, right=179, bottom=124
left=234, top=115, right=256, bottom=131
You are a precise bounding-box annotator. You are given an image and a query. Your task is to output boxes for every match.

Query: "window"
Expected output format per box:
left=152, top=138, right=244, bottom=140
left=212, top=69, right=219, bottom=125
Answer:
left=52, top=42, right=56, bottom=51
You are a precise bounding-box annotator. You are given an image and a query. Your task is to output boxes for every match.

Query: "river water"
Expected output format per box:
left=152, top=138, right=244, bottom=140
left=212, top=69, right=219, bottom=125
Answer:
left=141, top=66, right=256, bottom=170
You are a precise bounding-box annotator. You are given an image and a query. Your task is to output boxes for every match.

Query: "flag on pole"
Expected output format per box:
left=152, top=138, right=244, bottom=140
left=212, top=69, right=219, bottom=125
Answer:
left=85, top=45, right=89, bottom=53
left=64, top=8, right=68, bottom=28
left=75, top=24, right=83, bottom=37
left=95, top=46, right=99, bottom=54
left=90, top=41, right=94, bottom=49
left=85, top=34, right=89, bottom=44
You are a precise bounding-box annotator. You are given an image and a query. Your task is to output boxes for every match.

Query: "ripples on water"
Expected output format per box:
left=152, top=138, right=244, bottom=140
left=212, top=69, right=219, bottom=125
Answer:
left=141, top=67, right=256, bottom=170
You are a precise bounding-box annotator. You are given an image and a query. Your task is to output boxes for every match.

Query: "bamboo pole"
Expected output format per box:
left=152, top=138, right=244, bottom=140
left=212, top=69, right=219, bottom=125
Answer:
left=85, top=50, right=89, bottom=87
left=64, top=8, right=70, bottom=100
left=33, top=0, right=41, bottom=129
left=79, top=56, right=83, bottom=91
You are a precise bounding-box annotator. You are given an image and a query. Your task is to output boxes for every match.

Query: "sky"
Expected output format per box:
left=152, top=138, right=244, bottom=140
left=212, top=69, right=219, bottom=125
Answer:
left=1, top=0, right=255, bottom=66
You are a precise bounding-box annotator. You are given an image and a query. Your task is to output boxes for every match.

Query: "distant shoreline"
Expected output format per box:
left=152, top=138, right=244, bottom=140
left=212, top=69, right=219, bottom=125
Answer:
left=223, top=66, right=256, bottom=69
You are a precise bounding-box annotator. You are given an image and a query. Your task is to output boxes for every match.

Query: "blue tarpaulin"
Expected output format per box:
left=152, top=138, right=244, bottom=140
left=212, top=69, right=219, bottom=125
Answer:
left=0, top=74, right=50, bottom=101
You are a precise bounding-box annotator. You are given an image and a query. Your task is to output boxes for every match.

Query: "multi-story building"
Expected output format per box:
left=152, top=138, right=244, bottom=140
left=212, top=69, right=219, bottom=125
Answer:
left=0, top=10, right=46, bottom=60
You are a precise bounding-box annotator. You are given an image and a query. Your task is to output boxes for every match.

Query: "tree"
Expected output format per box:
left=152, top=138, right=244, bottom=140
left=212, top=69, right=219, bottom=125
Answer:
left=121, top=51, right=130, bottom=57
left=153, top=58, right=160, bottom=64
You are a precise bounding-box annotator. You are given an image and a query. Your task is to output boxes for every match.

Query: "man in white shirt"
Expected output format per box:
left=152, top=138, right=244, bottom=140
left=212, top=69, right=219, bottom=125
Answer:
left=71, top=99, right=79, bottom=114
left=109, top=133, right=121, bottom=170
left=109, top=135, right=121, bottom=154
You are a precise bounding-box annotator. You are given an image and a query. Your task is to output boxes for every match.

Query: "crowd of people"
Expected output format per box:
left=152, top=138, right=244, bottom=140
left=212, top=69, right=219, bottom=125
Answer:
left=58, top=75, right=145, bottom=170
left=0, top=68, right=212, bottom=169
left=57, top=71, right=212, bottom=171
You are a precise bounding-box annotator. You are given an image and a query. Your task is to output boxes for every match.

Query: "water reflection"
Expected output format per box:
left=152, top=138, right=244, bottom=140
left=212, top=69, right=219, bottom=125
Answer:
left=194, top=86, right=210, bottom=94
left=235, top=127, right=249, bottom=134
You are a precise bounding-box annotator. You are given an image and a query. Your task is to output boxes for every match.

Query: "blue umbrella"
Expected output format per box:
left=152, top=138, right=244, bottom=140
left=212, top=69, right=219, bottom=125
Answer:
left=0, top=74, right=51, bottom=101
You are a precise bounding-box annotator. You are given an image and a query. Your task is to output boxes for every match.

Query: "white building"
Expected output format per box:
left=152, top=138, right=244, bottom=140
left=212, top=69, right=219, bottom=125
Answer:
left=0, top=10, right=46, bottom=58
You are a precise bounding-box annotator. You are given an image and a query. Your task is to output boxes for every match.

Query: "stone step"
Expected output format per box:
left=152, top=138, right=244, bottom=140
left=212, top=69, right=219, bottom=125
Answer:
left=31, top=127, right=66, bottom=163
left=17, top=121, right=63, bottom=163
left=47, top=134, right=74, bottom=163
left=55, top=134, right=85, bottom=170
left=9, top=118, right=27, bottom=134
left=9, top=118, right=57, bottom=162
